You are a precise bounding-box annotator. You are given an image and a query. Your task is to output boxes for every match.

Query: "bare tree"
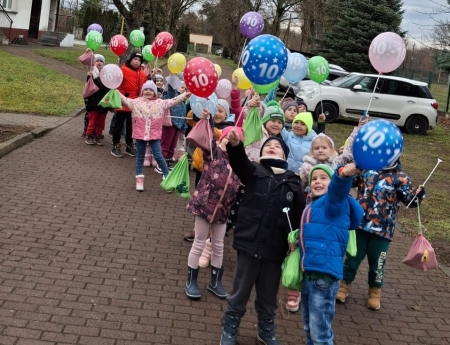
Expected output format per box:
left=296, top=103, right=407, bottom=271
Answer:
left=265, top=0, right=302, bottom=36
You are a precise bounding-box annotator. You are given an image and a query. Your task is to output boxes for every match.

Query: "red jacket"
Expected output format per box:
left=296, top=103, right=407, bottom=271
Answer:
left=116, top=63, right=147, bottom=112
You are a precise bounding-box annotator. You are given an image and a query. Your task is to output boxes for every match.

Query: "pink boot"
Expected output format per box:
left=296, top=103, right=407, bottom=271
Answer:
left=199, top=239, right=212, bottom=268
left=144, top=144, right=151, bottom=166
left=151, top=154, right=157, bottom=167
left=136, top=175, right=144, bottom=191
left=286, top=290, right=301, bottom=312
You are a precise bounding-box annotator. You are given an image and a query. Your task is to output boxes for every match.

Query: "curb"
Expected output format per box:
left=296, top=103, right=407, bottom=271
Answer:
left=0, top=107, right=86, bottom=159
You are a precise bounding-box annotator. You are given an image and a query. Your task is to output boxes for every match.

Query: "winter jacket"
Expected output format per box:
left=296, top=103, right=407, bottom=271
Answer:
left=117, top=63, right=148, bottom=112
left=191, top=127, right=222, bottom=172
left=281, top=128, right=317, bottom=173
left=162, top=84, right=187, bottom=132
left=85, top=76, right=110, bottom=113
left=119, top=93, right=187, bottom=141
left=227, top=142, right=305, bottom=263
left=187, top=120, right=240, bottom=223
left=300, top=169, right=364, bottom=279
left=230, top=89, right=242, bottom=125
left=354, top=162, right=425, bottom=240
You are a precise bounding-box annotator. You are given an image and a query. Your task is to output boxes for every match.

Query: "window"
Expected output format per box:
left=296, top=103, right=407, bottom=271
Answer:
left=1, top=0, right=13, bottom=10
left=358, top=76, right=382, bottom=93
left=381, top=80, right=414, bottom=97
left=413, top=85, right=433, bottom=99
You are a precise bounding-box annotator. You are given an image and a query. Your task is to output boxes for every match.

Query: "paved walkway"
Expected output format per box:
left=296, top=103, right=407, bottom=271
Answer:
left=0, top=46, right=449, bottom=345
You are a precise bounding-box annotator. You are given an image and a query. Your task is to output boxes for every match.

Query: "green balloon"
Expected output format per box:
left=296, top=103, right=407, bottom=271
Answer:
left=130, top=30, right=145, bottom=48
left=142, top=45, right=156, bottom=62
left=85, top=31, right=103, bottom=50
left=307, top=56, right=330, bottom=83
left=252, top=79, right=279, bottom=94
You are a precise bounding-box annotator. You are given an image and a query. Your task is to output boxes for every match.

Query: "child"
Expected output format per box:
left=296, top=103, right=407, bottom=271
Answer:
left=119, top=80, right=190, bottom=191
left=297, top=98, right=326, bottom=134
left=220, top=133, right=305, bottom=345
left=300, top=163, right=364, bottom=345
left=245, top=100, right=284, bottom=162
left=281, top=98, right=299, bottom=132
left=337, top=161, right=425, bottom=310
left=158, top=80, right=187, bottom=173
left=281, top=112, right=317, bottom=174
left=84, top=54, right=110, bottom=146
left=185, top=111, right=241, bottom=300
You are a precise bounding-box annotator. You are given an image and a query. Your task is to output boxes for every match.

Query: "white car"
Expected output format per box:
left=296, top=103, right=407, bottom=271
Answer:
left=296, top=73, right=439, bottom=135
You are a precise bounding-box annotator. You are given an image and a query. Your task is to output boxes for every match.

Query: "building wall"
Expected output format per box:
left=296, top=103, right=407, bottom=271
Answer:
left=189, top=33, right=213, bottom=53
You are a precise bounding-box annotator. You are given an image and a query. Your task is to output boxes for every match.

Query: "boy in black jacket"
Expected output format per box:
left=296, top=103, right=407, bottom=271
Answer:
left=220, top=131, right=306, bottom=345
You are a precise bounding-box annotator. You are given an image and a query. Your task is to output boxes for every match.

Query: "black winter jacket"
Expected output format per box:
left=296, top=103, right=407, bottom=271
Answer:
left=85, top=76, right=110, bottom=113
left=227, top=142, right=306, bottom=263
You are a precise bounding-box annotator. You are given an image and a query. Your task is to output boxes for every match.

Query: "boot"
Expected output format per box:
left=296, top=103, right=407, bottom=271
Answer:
left=257, top=318, right=280, bottom=345
left=151, top=154, right=157, bottom=167
left=285, top=290, right=300, bottom=312
left=143, top=155, right=151, bottom=166
left=208, top=266, right=228, bottom=299
left=184, top=266, right=201, bottom=300
left=367, top=287, right=381, bottom=310
left=183, top=229, right=195, bottom=242
left=198, top=239, right=212, bottom=268
left=136, top=175, right=144, bottom=191
left=336, top=281, right=351, bottom=303
left=111, top=144, right=123, bottom=158
left=220, top=314, right=241, bottom=345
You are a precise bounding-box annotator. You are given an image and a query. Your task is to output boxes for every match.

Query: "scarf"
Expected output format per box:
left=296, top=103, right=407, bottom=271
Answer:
left=260, top=156, right=288, bottom=174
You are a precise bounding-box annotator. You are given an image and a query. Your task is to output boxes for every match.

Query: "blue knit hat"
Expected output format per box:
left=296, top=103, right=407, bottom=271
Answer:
left=259, top=137, right=290, bottom=159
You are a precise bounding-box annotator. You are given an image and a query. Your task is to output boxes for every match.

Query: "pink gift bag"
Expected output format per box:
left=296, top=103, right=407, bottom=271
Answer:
left=402, top=203, right=438, bottom=271
left=82, top=76, right=99, bottom=98
left=186, top=118, right=212, bottom=151
left=78, top=50, right=94, bottom=66
left=162, top=109, right=172, bottom=127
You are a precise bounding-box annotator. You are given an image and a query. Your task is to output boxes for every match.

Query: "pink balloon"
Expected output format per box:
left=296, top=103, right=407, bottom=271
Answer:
left=215, top=79, right=232, bottom=99
left=100, top=64, right=123, bottom=89
left=369, top=32, right=406, bottom=73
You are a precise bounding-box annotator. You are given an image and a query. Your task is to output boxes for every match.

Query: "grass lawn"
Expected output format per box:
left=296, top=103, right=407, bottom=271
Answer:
left=430, top=83, right=449, bottom=112
left=326, top=120, right=450, bottom=242
left=34, top=46, right=168, bottom=70
left=0, top=50, right=84, bottom=116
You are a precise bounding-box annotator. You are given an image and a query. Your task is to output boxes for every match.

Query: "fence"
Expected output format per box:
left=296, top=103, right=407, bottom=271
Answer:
left=394, top=68, right=450, bottom=112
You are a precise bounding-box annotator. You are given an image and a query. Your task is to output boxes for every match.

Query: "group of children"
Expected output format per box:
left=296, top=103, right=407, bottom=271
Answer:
left=81, top=51, right=425, bottom=345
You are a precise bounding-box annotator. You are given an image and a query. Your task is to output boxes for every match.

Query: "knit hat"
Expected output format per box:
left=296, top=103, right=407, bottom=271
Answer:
left=141, top=80, right=157, bottom=96
left=282, top=98, right=299, bottom=113
left=94, top=54, right=105, bottom=63
left=261, top=101, right=285, bottom=126
left=127, top=52, right=144, bottom=64
left=217, top=99, right=230, bottom=117
left=293, top=112, right=313, bottom=134
left=296, top=98, right=308, bottom=110
left=259, top=137, right=290, bottom=159
left=309, top=164, right=334, bottom=186
left=154, top=74, right=164, bottom=81
left=311, top=133, right=335, bottom=151
left=219, top=126, right=243, bottom=142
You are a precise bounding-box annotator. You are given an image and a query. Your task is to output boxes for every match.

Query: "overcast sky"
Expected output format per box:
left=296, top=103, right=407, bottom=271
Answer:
left=401, top=0, right=449, bottom=42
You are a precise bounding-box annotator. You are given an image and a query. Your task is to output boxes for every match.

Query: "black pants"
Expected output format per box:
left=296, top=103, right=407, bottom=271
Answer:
left=224, top=251, right=282, bottom=320
left=113, top=111, right=132, bottom=146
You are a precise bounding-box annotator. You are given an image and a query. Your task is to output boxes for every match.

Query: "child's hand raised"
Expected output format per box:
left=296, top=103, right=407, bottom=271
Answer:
left=340, top=163, right=361, bottom=177
left=318, top=113, right=326, bottom=123
left=358, top=113, right=369, bottom=127
left=199, top=108, right=210, bottom=119
left=232, top=76, right=239, bottom=90
left=227, top=129, right=241, bottom=147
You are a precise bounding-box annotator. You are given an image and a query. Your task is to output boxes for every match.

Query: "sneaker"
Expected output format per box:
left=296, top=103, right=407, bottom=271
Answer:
left=85, top=137, right=95, bottom=145
left=285, top=290, right=301, bottom=312
left=183, top=230, right=195, bottom=242
left=166, top=160, right=175, bottom=171
left=154, top=165, right=163, bottom=175
left=108, top=133, right=113, bottom=138
left=125, top=144, right=136, bottom=157
left=111, top=144, right=123, bottom=158
left=94, top=137, right=104, bottom=146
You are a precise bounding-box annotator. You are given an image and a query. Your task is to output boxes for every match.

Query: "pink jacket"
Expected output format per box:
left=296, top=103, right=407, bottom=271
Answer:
left=120, top=93, right=187, bottom=141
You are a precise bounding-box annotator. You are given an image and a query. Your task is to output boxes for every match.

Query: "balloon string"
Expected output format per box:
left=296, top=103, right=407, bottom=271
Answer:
left=155, top=56, right=158, bottom=70
left=233, top=96, right=250, bottom=130
left=280, top=85, right=291, bottom=103
left=365, top=74, right=381, bottom=115
left=237, top=38, right=248, bottom=69
left=319, top=85, right=324, bottom=114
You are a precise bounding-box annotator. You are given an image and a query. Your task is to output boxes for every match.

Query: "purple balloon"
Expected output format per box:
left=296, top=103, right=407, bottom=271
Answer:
left=239, top=12, right=264, bottom=38
left=87, top=23, right=103, bottom=34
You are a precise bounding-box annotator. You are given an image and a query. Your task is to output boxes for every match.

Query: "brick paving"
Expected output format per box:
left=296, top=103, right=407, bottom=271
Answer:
left=0, top=46, right=449, bottom=345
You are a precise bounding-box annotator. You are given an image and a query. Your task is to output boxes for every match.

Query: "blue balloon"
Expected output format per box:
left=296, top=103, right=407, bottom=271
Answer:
left=190, top=93, right=218, bottom=117
left=353, top=120, right=404, bottom=171
left=241, top=34, right=288, bottom=85
left=283, top=53, right=308, bottom=84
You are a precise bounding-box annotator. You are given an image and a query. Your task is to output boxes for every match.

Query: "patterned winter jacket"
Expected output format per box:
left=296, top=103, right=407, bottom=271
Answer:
left=354, top=162, right=425, bottom=240
left=187, top=124, right=240, bottom=223
left=162, top=84, right=187, bottom=132
left=119, top=93, right=188, bottom=141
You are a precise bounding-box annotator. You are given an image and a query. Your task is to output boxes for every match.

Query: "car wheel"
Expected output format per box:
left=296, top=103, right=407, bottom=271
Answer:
left=316, top=102, right=338, bottom=123
left=404, top=115, right=427, bottom=135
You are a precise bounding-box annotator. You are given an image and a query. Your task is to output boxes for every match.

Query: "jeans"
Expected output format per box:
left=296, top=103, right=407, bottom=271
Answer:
left=135, top=139, right=169, bottom=177
left=343, top=230, right=391, bottom=288
left=301, top=278, right=339, bottom=345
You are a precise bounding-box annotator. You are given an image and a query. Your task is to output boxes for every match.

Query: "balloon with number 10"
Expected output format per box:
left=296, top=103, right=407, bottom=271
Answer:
left=183, top=57, right=218, bottom=98
left=353, top=119, right=404, bottom=171
left=307, top=56, right=330, bottom=84
left=369, top=32, right=406, bottom=74
left=241, top=34, right=288, bottom=85
left=190, top=93, right=219, bottom=117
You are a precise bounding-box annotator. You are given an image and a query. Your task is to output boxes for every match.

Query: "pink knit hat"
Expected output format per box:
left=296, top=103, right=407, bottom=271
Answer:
left=219, top=126, right=243, bottom=142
